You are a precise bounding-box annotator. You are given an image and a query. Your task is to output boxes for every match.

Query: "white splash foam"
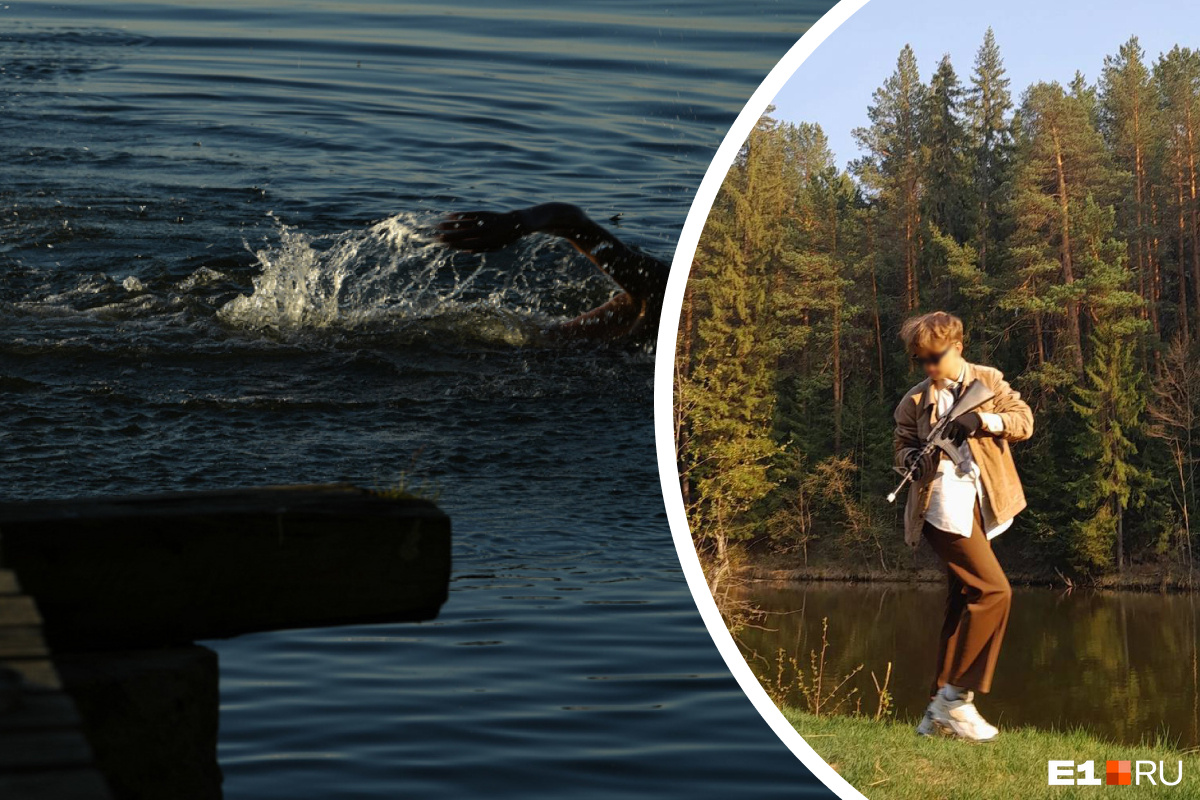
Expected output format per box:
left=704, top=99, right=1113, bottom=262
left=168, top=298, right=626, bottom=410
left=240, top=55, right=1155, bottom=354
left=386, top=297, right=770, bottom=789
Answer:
left=215, top=212, right=591, bottom=346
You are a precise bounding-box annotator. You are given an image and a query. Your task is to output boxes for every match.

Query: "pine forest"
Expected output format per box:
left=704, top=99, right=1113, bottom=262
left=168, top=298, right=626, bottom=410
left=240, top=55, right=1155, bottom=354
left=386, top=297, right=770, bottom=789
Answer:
left=675, top=30, right=1200, bottom=584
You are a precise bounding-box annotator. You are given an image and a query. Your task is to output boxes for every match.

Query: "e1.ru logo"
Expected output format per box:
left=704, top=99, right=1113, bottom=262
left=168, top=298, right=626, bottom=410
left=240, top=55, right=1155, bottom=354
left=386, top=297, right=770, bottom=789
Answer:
left=1048, top=759, right=1183, bottom=786
left=1106, top=761, right=1131, bottom=786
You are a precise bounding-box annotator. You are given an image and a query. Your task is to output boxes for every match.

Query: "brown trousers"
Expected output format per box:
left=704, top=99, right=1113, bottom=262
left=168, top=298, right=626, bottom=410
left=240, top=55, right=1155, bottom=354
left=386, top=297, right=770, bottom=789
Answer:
left=922, top=497, right=1013, bottom=698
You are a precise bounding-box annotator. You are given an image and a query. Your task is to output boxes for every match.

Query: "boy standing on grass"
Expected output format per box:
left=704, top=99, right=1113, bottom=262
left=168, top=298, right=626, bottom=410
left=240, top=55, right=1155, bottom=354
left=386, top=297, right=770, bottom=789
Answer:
left=892, top=311, right=1034, bottom=742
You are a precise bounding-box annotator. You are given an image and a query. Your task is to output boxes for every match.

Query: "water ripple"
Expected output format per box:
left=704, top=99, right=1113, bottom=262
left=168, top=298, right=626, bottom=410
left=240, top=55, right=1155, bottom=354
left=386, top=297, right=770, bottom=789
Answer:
left=0, top=1, right=835, bottom=797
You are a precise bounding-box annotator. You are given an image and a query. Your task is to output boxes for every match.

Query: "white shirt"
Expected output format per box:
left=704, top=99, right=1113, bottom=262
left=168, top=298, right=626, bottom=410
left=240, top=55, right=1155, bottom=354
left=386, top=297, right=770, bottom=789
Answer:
left=923, top=364, right=1012, bottom=540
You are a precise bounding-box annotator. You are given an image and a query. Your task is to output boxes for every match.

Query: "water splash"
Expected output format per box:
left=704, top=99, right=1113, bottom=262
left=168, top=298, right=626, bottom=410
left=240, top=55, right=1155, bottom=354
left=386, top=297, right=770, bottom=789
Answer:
left=216, top=212, right=610, bottom=347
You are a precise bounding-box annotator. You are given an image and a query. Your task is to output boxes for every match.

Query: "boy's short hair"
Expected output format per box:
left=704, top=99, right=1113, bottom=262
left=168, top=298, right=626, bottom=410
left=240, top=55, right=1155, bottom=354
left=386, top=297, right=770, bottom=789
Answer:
left=899, top=311, right=964, bottom=354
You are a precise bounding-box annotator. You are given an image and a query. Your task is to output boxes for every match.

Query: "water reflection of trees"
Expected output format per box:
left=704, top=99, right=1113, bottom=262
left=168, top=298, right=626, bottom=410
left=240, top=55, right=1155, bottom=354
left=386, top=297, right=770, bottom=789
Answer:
left=737, top=583, right=1200, bottom=748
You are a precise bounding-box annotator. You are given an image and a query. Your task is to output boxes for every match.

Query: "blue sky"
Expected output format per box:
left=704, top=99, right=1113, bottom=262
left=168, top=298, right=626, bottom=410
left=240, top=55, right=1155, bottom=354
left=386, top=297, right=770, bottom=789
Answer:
left=771, top=0, right=1200, bottom=170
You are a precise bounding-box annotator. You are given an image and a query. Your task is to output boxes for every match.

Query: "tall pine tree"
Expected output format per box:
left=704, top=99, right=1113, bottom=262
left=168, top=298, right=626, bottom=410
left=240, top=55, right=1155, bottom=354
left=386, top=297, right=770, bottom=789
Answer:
left=1100, top=36, right=1162, bottom=340
left=1153, top=46, right=1200, bottom=337
left=965, top=27, right=1015, bottom=276
left=1009, top=80, right=1117, bottom=377
left=852, top=45, right=927, bottom=313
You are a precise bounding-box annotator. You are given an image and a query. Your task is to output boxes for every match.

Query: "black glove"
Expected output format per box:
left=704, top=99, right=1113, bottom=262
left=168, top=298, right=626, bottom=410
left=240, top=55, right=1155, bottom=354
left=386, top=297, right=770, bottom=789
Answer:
left=905, top=447, right=938, bottom=481
left=944, top=412, right=983, bottom=446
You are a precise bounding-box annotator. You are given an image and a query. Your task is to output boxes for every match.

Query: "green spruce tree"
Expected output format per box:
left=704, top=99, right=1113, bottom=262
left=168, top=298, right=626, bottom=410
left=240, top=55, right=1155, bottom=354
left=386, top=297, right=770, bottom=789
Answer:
left=681, top=112, right=785, bottom=563
left=964, top=27, right=1015, bottom=276
left=852, top=45, right=928, bottom=312
left=1067, top=325, right=1151, bottom=572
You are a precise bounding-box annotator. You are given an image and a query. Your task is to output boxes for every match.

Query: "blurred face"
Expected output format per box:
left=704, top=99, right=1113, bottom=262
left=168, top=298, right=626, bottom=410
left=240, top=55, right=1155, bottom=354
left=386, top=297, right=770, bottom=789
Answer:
left=913, top=339, right=964, bottom=382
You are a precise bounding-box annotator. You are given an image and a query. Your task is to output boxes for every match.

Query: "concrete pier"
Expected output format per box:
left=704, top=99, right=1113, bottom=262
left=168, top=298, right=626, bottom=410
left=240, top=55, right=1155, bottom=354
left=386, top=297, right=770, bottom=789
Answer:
left=0, top=483, right=453, bottom=798
left=0, top=483, right=452, bottom=650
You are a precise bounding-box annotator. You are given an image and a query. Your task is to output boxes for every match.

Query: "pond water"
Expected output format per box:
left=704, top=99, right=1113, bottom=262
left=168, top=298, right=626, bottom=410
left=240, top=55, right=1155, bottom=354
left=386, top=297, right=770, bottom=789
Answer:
left=738, top=580, right=1200, bottom=749
left=0, top=1, right=838, bottom=797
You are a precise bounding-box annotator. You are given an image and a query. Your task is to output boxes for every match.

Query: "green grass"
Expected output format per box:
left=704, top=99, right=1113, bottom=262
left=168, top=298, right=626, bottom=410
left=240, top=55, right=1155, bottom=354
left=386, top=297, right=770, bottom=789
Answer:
left=782, top=706, right=1200, bottom=799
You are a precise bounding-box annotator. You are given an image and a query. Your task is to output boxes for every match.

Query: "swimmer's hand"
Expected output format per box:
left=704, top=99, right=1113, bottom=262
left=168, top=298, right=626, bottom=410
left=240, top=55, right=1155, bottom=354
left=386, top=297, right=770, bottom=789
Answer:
left=433, top=209, right=528, bottom=253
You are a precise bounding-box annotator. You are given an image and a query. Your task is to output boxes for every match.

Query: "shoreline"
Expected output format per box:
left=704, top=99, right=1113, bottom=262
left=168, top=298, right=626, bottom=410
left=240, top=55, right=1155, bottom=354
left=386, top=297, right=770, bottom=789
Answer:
left=738, top=563, right=1199, bottom=594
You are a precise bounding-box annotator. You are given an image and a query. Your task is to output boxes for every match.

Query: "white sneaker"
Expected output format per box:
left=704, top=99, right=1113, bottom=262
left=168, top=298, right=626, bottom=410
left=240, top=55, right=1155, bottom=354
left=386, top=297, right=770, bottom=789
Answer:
left=929, top=688, right=999, bottom=742
left=915, top=705, right=938, bottom=736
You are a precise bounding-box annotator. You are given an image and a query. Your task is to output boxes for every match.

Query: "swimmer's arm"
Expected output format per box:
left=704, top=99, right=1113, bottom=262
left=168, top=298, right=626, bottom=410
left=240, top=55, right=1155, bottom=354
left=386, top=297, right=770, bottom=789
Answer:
left=545, top=291, right=642, bottom=341
left=435, top=203, right=667, bottom=301
left=514, top=203, right=668, bottom=302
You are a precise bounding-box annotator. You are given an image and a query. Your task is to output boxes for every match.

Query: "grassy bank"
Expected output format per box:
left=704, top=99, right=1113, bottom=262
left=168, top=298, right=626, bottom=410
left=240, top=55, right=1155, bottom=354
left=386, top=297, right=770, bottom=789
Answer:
left=783, top=707, right=1200, bottom=799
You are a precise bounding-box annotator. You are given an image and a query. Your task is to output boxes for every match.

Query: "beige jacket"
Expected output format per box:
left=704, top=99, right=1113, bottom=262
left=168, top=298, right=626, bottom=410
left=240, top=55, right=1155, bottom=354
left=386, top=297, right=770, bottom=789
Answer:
left=892, top=361, right=1035, bottom=547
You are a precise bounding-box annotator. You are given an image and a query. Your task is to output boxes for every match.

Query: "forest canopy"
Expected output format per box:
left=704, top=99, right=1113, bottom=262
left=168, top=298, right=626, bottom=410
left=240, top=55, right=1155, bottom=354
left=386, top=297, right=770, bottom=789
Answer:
left=674, top=29, right=1200, bottom=580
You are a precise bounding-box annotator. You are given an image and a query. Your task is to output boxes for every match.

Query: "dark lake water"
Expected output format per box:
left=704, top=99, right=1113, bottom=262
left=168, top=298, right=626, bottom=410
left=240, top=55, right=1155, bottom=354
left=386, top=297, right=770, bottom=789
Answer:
left=738, top=581, right=1200, bottom=750
left=0, top=1, right=840, bottom=797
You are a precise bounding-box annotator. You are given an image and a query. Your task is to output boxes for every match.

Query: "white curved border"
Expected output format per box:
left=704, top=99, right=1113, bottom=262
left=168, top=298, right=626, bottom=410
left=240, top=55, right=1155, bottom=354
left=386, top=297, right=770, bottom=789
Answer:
left=653, top=2, right=874, bottom=798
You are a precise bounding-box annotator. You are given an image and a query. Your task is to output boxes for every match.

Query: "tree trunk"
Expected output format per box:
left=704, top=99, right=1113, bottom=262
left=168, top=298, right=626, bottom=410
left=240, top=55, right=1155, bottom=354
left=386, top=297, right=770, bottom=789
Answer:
left=1134, top=98, right=1148, bottom=326
left=831, top=206, right=842, bottom=454
left=1051, top=125, right=1084, bottom=374
left=1186, top=105, right=1200, bottom=313
left=905, top=194, right=916, bottom=312
left=979, top=132, right=991, bottom=275
left=1149, top=183, right=1162, bottom=340
left=833, top=301, right=842, bottom=454
left=867, top=215, right=885, bottom=401
left=1115, top=495, right=1125, bottom=573
left=1034, top=311, right=1046, bottom=366
left=979, top=193, right=989, bottom=274
left=913, top=196, right=923, bottom=310
left=1179, top=156, right=1191, bottom=341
